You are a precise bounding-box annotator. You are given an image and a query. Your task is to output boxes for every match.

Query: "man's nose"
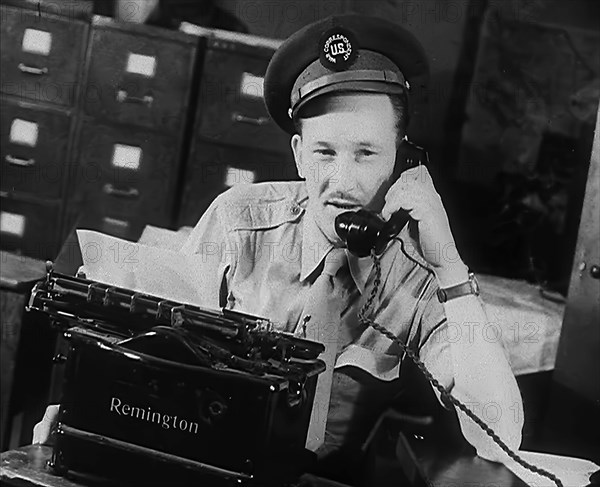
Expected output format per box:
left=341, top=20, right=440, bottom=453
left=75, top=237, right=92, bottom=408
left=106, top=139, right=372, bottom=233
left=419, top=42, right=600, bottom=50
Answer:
left=325, top=156, right=358, bottom=192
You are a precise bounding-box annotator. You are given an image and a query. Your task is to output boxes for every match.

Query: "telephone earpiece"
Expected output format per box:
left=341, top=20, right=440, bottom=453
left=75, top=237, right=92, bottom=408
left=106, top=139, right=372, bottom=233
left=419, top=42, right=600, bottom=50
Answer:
left=335, top=138, right=429, bottom=257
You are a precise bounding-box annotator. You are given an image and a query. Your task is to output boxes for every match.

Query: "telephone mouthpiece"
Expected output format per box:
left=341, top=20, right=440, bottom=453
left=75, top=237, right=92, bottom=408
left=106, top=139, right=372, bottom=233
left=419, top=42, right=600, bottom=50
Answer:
left=335, top=210, right=384, bottom=258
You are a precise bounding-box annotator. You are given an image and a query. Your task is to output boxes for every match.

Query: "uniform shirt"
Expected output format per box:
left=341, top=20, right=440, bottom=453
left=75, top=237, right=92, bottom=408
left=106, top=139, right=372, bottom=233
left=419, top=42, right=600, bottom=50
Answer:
left=180, top=181, right=454, bottom=393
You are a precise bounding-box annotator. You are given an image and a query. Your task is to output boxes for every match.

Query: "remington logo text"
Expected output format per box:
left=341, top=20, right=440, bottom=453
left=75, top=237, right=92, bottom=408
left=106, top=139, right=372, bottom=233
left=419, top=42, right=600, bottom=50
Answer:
left=110, top=397, right=199, bottom=434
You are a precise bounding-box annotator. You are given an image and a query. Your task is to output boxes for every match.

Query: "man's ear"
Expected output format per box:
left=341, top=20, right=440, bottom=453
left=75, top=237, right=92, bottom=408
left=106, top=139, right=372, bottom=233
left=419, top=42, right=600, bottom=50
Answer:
left=291, top=134, right=304, bottom=179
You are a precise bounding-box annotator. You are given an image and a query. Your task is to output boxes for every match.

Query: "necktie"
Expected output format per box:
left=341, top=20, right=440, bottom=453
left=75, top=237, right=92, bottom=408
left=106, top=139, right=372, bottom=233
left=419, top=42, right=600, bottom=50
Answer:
left=301, top=248, right=348, bottom=452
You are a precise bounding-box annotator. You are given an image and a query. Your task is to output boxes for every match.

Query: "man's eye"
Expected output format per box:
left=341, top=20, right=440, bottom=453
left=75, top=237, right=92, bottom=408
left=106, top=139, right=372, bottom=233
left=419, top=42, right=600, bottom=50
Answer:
left=315, top=149, right=335, bottom=156
left=358, top=149, right=376, bottom=157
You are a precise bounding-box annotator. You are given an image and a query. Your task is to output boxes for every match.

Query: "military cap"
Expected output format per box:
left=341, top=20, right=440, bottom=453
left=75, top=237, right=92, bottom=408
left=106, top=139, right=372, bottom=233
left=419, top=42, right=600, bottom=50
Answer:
left=264, top=14, right=429, bottom=134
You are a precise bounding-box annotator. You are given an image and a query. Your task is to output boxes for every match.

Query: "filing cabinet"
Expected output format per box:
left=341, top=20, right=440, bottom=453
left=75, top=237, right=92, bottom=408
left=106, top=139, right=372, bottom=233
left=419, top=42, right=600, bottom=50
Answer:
left=0, top=3, right=88, bottom=259
left=180, top=26, right=298, bottom=228
left=69, top=16, right=200, bottom=241
left=0, top=4, right=89, bottom=108
left=1, top=6, right=298, bottom=256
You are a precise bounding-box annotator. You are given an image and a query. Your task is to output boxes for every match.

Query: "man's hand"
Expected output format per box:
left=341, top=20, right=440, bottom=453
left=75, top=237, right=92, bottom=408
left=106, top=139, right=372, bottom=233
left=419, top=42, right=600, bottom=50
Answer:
left=32, top=405, right=59, bottom=445
left=381, top=165, right=468, bottom=287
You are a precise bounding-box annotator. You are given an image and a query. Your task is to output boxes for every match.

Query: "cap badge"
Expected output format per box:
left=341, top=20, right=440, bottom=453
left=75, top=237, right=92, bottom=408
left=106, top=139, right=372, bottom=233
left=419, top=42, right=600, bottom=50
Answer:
left=319, top=27, right=358, bottom=72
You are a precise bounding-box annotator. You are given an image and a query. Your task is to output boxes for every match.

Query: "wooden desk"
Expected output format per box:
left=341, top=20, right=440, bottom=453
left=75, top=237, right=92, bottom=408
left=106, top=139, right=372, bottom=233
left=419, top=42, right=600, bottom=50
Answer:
left=0, top=446, right=348, bottom=487
left=1, top=443, right=530, bottom=487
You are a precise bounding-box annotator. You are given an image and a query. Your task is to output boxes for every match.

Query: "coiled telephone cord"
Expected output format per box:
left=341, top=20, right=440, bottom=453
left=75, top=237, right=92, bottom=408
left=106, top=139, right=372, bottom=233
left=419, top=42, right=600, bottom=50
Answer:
left=357, top=250, right=563, bottom=487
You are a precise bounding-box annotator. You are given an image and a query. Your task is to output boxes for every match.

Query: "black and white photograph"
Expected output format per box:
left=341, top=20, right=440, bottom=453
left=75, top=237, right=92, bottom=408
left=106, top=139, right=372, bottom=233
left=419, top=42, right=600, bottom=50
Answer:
left=0, top=1, right=598, bottom=486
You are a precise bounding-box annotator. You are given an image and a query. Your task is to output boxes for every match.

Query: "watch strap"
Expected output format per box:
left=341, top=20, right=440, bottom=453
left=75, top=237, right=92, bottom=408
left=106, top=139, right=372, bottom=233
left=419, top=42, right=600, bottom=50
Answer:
left=437, top=272, right=479, bottom=303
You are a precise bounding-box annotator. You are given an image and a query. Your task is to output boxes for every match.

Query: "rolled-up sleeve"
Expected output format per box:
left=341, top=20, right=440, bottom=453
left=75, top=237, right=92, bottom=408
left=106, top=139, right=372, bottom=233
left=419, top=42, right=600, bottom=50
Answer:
left=415, top=279, right=454, bottom=406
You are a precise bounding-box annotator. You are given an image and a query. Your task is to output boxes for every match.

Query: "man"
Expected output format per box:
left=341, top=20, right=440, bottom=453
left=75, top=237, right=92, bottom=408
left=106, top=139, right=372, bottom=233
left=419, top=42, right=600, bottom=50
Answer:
left=173, top=12, right=524, bottom=477
left=34, top=14, right=523, bottom=483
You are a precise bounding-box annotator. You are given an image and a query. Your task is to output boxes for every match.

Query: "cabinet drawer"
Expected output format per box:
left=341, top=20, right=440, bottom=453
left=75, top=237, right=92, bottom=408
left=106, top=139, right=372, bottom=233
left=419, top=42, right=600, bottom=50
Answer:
left=1, top=98, right=72, bottom=198
left=0, top=5, right=88, bottom=107
left=83, top=18, right=197, bottom=133
left=195, top=41, right=290, bottom=155
left=178, top=143, right=298, bottom=227
left=74, top=121, right=178, bottom=226
left=1, top=0, right=94, bottom=20
left=0, top=195, right=61, bottom=260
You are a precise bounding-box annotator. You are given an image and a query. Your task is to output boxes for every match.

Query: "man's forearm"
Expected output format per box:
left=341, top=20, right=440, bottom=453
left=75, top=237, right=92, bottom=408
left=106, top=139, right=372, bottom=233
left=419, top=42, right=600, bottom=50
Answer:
left=441, top=288, right=524, bottom=463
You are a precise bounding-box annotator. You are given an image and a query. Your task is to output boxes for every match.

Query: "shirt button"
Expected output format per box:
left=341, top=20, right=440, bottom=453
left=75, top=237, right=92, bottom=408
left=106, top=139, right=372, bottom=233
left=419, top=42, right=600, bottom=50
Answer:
left=291, top=205, right=301, bottom=215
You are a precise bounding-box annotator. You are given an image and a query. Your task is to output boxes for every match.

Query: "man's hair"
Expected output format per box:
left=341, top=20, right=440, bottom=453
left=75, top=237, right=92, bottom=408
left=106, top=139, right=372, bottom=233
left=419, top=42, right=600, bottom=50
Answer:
left=291, top=91, right=409, bottom=146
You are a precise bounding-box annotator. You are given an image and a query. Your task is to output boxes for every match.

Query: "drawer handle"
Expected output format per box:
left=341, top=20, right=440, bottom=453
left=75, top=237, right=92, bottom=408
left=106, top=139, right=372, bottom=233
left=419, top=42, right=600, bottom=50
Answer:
left=18, top=63, right=48, bottom=75
left=6, top=155, right=35, bottom=167
left=116, top=90, right=154, bottom=107
left=103, top=183, right=140, bottom=199
left=232, top=112, right=269, bottom=126
left=102, top=217, right=129, bottom=228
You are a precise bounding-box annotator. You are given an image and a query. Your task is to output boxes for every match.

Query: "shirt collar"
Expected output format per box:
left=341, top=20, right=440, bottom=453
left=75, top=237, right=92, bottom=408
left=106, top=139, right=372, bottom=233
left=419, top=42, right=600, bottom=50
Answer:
left=300, top=200, right=372, bottom=294
left=300, top=200, right=334, bottom=282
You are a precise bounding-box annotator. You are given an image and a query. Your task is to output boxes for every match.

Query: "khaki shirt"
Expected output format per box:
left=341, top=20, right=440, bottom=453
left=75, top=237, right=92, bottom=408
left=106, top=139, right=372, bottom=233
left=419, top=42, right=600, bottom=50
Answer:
left=180, top=181, right=455, bottom=391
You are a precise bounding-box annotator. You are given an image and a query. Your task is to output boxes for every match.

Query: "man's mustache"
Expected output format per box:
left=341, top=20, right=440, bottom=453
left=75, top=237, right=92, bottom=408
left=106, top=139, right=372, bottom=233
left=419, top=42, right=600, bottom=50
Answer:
left=323, top=193, right=363, bottom=206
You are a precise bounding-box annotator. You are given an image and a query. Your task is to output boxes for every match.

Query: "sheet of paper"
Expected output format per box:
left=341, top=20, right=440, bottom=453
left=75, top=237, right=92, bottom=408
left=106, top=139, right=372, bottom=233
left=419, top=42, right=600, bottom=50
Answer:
left=76, top=229, right=213, bottom=308
left=137, top=225, right=191, bottom=251
left=505, top=450, right=598, bottom=487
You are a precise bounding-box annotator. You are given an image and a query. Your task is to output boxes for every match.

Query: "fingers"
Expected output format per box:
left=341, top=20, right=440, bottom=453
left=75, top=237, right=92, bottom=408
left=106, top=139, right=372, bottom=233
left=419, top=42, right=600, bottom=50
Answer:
left=382, top=166, right=440, bottom=221
left=396, top=165, right=433, bottom=187
left=382, top=190, right=417, bottom=221
left=393, top=166, right=436, bottom=197
left=32, top=404, right=59, bottom=445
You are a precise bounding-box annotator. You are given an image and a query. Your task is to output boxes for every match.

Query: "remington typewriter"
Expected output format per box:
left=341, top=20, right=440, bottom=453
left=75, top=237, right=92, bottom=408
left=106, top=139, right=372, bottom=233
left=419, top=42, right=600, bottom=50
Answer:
left=28, top=266, right=325, bottom=486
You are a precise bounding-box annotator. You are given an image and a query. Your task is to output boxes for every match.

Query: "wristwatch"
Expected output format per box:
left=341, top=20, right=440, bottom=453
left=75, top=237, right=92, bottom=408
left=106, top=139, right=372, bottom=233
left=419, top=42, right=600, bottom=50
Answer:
left=436, top=272, right=480, bottom=303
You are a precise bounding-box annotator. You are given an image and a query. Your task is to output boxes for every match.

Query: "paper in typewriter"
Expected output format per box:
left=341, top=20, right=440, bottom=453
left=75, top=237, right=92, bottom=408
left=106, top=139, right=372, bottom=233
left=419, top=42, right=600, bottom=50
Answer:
left=77, top=229, right=213, bottom=308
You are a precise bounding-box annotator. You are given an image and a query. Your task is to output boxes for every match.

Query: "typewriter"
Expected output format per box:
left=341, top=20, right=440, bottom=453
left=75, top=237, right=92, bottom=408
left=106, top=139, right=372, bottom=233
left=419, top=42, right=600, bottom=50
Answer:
left=28, top=266, right=326, bottom=486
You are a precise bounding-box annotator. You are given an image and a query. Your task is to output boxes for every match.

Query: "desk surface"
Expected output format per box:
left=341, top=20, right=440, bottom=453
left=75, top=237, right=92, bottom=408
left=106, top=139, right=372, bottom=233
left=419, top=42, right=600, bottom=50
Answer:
left=1, top=443, right=529, bottom=487
left=0, top=446, right=346, bottom=487
left=0, top=252, right=46, bottom=292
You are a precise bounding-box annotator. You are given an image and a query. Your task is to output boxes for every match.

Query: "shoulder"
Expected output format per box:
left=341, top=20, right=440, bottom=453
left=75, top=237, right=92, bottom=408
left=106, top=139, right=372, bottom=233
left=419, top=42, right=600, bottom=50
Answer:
left=211, top=181, right=308, bottom=230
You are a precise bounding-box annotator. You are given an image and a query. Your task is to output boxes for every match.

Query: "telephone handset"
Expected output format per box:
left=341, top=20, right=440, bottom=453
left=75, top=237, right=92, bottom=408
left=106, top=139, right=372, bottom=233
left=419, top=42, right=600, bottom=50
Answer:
left=335, top=138, right=429, bottom=257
